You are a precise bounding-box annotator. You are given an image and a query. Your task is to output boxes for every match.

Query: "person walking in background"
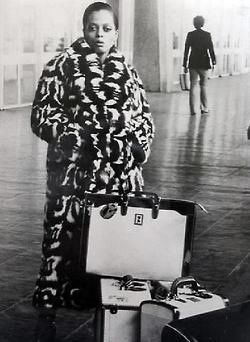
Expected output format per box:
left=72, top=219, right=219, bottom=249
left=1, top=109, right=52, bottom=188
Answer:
left=30, top=2, right=154, bottom=341
left=183, top=15, right=216, bottom=115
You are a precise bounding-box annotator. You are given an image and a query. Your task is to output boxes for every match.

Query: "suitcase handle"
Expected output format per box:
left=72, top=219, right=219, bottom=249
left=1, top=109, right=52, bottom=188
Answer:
left=169, top=276, right=199, bottom=298
left=120, top=191, right=161, bottom=219
left=83, top=190, right=161, bottom=218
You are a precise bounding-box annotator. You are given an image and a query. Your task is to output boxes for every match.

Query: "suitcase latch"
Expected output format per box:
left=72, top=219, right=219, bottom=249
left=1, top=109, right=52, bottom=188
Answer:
left=120, top=193, right=129, bottom=216
left=109, top=305, right=118, bottom=314
left=152, top=194, right=161, bottom=219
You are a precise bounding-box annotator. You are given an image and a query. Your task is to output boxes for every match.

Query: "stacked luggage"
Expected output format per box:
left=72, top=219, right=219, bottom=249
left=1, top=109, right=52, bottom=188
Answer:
left=80, top=192, right=228, bottom=342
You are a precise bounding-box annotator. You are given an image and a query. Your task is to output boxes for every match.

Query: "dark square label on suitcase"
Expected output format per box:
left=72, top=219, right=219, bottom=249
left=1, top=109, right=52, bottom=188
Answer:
left=134, top=213, right=144, bottom=226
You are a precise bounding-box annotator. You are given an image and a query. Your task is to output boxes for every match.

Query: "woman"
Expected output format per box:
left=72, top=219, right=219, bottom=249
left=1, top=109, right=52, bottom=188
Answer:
left=183, top=15, right=216, bottom=115
left=31, top=2, right=154, bottom=341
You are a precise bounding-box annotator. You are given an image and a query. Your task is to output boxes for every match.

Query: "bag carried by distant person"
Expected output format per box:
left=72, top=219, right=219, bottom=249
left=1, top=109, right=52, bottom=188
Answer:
left=179, top=73, right=190, bottom=91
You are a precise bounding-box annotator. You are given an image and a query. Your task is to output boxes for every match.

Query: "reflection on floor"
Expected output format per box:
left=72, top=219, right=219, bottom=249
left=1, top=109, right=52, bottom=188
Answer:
left=0, top=74, right=250, bottom=341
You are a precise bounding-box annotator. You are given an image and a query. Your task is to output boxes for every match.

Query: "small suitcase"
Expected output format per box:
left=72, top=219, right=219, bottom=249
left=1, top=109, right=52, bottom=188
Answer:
left=179, top=73, right=190, bottom=91
left=80, top=192, right=202, bottom=342
left=161, top=300, right=250, bottom=342
left=140, top=276, right=228, bottom=342
left=95, top=277, right=152, bottom=342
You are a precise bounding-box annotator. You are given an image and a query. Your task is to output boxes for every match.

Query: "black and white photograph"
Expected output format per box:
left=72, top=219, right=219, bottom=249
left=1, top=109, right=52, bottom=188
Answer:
left=0, top=0, right=250, bottom=341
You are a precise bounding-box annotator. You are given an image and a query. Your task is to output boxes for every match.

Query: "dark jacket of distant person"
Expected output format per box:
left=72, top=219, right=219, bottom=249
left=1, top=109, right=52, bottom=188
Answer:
left=183, top=28, right=216, bottom=69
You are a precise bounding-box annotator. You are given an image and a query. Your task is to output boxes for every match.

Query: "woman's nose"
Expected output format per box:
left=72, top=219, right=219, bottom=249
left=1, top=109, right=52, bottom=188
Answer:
left=96, top=28, right=103, bottom=37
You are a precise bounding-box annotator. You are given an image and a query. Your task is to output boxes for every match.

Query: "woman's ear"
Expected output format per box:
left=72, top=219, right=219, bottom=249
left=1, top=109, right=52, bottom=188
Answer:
left=114, top=30, right=119, bottom=46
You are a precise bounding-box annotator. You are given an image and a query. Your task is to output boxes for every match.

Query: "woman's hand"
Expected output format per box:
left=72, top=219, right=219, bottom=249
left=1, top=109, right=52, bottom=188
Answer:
left=131, top=142, right=146, bottom=163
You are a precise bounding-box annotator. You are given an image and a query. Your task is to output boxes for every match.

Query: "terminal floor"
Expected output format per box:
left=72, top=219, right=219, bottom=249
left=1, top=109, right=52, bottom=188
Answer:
left=0, top=74, right=250, bottom=341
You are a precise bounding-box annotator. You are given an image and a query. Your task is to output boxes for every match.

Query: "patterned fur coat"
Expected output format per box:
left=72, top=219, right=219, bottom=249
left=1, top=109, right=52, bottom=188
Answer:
left=31, top=38, right=154, bottom=309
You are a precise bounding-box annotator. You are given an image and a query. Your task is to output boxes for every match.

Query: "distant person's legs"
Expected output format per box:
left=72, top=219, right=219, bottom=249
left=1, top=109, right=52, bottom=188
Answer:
left=198, top=69, right=209, bottom=113
left=189, top=69, right=199, bottom=115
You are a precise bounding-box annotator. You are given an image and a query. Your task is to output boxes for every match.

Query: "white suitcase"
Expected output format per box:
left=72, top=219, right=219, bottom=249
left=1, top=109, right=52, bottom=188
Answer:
left=80, top=192, right=201, bottom=342
left=96, top=278, right=151, bottom=342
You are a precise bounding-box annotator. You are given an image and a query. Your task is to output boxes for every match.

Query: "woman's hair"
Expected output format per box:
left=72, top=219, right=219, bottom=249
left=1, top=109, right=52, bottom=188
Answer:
left=83, top=2, right=119, bottom=30
left=193, top=15, right=205, bottom=29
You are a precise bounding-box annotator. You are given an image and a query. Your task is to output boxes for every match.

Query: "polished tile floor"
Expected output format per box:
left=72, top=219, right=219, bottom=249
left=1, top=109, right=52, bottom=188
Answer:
left=0, top=73, right=250, bottom=341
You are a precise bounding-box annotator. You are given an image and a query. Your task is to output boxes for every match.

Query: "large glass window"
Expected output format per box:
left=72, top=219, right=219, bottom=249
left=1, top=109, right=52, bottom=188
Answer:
left=21, top=3, right=36, bottom=53
left=3, top=0, right=19, bottom=55
left=245, top=54, right=250, bottom=68
left=173, top=32, right=179, bottom=50
left=233, top=54, right=239, bottom=73
left=21, top=64, right=35, bottom=104
left=0, top=0, right=95, bottom=108
left=42, top=3, right=71, bottom=52
left=223, top=54, right=230, bottom=74
left=3, top=65, right=18, bottom=106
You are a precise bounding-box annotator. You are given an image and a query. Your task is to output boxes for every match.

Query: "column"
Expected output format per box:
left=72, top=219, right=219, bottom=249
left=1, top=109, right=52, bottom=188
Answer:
left=0, top=0, right=3, bottom=109
left=133, top=0, right=160, bottom=91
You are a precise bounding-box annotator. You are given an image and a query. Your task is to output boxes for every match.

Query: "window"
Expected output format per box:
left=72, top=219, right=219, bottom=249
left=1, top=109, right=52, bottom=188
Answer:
left=3, top=65, right=18, bottom=106
left=21, top=64, right=36, bottom=104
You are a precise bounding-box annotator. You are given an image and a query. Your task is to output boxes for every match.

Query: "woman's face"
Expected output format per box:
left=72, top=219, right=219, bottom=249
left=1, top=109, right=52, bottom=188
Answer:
left=84, top=9, right=118, bottom=62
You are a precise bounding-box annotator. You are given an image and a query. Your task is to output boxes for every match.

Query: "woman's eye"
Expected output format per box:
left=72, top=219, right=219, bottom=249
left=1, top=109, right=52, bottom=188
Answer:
left=88, top=25, right=96, bottom=31
left=103, top=26, right=112, bottom=32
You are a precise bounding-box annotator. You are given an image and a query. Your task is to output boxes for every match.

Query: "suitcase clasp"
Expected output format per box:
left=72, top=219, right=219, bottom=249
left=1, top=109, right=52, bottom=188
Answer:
left=152, top=194, right=161, bottom=219
left=120, top=193, right=129, bottom=216
left=109, top=305, right=118, bottom=314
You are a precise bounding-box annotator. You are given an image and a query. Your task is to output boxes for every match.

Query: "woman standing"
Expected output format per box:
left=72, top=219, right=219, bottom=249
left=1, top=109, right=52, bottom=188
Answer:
left=183, top=15, right=216, bottom=115
left=31, top=2, right=154, bottom=341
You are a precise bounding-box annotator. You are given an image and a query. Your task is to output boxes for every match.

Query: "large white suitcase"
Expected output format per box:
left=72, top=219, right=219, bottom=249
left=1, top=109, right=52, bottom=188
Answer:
left=80, top=192, right=201, bottom=342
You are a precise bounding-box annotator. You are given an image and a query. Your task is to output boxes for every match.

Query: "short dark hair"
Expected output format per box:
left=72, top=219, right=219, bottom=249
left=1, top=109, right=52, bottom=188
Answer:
left=83, top=2, right=119, bottom=30
left=193, top=15, right=205, bottom=29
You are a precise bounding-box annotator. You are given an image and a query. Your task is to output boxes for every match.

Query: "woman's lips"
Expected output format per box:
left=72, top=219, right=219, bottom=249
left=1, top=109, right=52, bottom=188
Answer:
left=95, top=42, right=104, bottom=47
